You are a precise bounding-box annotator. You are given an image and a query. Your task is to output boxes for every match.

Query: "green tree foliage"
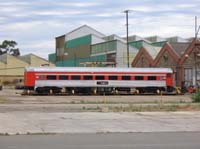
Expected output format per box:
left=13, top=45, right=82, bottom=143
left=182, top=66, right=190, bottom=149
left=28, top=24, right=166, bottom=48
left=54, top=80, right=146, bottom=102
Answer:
left=192, top=88, right=200, bottom=102
left=0, top=40, right=20, bottom=56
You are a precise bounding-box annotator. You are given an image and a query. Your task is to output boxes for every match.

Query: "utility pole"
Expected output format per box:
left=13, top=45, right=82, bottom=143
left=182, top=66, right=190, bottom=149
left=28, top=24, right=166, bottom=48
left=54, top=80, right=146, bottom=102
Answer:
left=123, top=10, right=131, bottom=67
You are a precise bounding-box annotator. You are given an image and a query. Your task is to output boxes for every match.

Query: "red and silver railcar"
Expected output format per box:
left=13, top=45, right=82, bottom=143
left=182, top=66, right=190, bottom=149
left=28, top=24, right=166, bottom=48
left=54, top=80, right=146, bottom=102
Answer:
left=24, top=67, right=174, bottom=94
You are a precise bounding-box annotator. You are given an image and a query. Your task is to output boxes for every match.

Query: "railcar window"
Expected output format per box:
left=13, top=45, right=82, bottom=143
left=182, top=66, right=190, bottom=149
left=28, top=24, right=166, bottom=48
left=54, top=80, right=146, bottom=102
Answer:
left=59, top=75, right=68, bottom=80
left=108, top=76, right=118, bottom=80
left=46, top=75, right=56, bottom=80
left=71, top=75, right=80, bottom=80
left=40, top=75, right=45, bottom=80
left=96, top=75, right=104, bottom=80
left=122, top=76, right=130, bottom=80
left=148, top=76, right=156, bottom=80
left=135, top=76, right=144, bottom=80
left=83, top=75, right=93, bottom=80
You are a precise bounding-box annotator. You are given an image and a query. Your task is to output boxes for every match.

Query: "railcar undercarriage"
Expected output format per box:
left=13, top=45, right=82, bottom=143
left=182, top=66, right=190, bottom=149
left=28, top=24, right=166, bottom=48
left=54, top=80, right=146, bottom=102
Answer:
left=23, top=86, right=175, bottom=95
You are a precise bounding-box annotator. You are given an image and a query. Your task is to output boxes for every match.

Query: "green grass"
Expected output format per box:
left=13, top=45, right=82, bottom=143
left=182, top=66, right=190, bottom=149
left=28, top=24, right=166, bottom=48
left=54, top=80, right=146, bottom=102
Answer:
left=192, top=89, right=200, bottom=102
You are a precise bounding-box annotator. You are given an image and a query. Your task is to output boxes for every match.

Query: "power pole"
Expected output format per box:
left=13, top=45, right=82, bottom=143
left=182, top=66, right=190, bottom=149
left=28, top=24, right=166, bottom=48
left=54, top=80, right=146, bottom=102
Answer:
left=123, top=10, right=131, bottom=67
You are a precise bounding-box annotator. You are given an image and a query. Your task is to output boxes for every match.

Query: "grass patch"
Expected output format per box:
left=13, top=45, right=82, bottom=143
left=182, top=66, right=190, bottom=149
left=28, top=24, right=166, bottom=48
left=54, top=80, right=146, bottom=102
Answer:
left=98, top=103, right=200, bottom=112
left=192, top=89, right=200, bottom=102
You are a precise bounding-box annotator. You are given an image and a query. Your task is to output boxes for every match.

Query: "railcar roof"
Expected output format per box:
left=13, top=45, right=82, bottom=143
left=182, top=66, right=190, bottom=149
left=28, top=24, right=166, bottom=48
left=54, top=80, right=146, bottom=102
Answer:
left=25, top=67, right=173, bottom=73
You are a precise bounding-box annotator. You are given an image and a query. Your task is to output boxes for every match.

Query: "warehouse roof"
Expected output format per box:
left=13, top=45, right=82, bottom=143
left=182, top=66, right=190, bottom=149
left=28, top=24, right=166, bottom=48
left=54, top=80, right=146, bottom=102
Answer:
left=142, top=42, right=162, bottom=59
left=169, top=42, right=190, bottom=57
left=145, top=36, right=166, bottom=43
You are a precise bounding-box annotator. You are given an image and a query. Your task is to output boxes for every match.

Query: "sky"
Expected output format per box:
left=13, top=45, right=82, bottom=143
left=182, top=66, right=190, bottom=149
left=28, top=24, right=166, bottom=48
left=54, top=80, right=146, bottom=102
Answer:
left=0, top=0, right=200, bottom=59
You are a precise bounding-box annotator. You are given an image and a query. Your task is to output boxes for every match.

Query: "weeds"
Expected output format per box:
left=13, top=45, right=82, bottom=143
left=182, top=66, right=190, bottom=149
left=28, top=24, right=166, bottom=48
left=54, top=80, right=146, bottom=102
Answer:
left=192, top=89, right=200, bottom=102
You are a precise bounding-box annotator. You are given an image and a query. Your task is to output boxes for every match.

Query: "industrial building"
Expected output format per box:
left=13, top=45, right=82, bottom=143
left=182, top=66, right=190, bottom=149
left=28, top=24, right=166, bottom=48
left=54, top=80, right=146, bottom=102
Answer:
left=0, top=53, right=54, bottom=84
left=49, top=25, right=200, bottom=88
left=49, top=25, right=138, bottom=67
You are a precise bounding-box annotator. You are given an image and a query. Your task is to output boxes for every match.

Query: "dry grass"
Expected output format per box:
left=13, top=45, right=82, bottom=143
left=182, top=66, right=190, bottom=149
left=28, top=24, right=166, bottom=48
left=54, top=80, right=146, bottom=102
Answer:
left=0, top=97, right=8, bottom=104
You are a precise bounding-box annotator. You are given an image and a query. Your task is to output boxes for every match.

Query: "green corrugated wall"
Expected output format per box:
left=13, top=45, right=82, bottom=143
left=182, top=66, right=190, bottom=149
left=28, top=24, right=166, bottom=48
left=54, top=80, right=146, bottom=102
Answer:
left=56, top=55, right=106, bottom=67
left=48, top=53, right=56, bottom=63
left=129, top=41, right=144, bottom=49
left=151, top=41, right=166, bottom=47
left=66, top=34, right=91, bottom=49
left=91, top=40, right=117, bottom=55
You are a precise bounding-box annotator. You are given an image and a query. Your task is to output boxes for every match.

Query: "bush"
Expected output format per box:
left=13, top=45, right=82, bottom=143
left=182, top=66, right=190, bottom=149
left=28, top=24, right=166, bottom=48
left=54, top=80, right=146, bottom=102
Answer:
left=192, top=89, right=200, bottom=102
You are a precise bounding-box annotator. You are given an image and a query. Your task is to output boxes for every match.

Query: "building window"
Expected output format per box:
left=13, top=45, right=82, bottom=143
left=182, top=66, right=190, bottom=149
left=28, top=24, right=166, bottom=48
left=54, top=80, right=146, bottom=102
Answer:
left=148, top=76, right=156, bottom=80
left=83, top=75, right=93, bottom=80
left=108, top=76, right=118, bottom=80
left=71, top=75, right=81, bottom=80
left=46, top=75, right=56, bottom=80
left=135, top=76, right=144, bottom=80
left=96, top=75, right=104, bottom=80
left=163, top=54, right=168, bottom=62
left=59, top=75, right=68, bottom=80
left=122, top=76, right=131, bottom=80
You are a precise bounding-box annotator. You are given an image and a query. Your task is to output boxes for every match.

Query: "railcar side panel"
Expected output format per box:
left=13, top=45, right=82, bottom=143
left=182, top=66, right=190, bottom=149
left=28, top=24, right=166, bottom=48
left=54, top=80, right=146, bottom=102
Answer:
left=24, top=72, right=35, bottom=87
left=24, top=67, right=174, bottom=94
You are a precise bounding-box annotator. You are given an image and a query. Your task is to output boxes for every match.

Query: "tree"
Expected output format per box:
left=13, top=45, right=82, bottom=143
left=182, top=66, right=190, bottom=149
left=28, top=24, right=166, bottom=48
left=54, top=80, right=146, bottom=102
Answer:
left=0, top=40, right=20, bottom=56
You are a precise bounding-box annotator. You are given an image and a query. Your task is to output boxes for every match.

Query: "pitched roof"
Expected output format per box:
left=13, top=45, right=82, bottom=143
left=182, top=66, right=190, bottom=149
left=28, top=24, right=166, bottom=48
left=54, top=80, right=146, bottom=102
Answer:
left=169, top=42, right=190, bottom=57
left=103, top=34, right=126, bottom=43
left=145, top=36, right=166, bottom=43
left=142, top=42, right=162, bottom=59
left=66, top=25, right=105, bottom=38
left=124, top=35, right=150, bottom=43
left=167, top=36, right=188, bottom=43
left=0, top=53, right=29, bottom=65
left=19, top=53, right=50, bottom=64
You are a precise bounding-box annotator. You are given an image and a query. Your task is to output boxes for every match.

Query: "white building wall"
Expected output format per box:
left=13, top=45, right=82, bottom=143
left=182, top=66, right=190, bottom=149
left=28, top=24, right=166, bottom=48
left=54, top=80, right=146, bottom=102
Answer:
left=116, top=41, right=138, bottom=67
left=65, top=25, right=105, bottom=41
left=91, top=35, right=105, bottom=45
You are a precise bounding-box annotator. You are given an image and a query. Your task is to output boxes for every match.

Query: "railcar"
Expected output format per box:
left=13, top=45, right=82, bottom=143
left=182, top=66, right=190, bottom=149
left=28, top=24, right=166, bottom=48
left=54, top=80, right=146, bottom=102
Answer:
left=24, top=67, right=174, bottom=94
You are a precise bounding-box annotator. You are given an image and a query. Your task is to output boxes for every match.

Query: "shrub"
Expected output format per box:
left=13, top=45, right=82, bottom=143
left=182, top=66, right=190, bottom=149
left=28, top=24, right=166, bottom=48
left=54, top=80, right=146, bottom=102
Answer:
left=192, top=89, right=200, bottom=102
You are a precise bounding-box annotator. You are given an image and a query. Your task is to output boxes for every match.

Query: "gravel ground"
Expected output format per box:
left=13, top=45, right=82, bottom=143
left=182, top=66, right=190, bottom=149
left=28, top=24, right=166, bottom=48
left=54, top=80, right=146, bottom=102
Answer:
left=0, top=88, right=199, bottom=135
left=0, top=112, right=200, bottom=135
left=0, top=88, right=193, bottom=104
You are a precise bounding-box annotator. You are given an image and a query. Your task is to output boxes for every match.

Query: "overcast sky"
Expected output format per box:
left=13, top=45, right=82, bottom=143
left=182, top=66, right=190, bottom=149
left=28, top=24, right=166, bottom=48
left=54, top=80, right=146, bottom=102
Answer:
left=0, top=0, right=200, bottom=59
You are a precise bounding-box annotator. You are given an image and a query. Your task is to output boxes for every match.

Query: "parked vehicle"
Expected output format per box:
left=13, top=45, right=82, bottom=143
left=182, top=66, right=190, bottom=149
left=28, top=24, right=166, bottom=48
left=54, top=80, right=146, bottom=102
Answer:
left=24, top=67, right=174, bottom=94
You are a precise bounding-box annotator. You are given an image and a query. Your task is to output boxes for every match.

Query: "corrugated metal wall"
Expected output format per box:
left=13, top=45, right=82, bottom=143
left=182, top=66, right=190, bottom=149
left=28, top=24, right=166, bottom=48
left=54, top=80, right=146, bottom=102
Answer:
left=65, top=44, right=91, bottom=59
left=66, top=34, right=91, bottom=49
left=56, top=55, right=107, bottom=67
left=129, top=41, right=144, bottom=49
left=152, top=41, right=166, bottom=47
left=91, top=40, right=117, bottom=55
left=116, top=41, right=138, bottom=67
left=48, top=53, right=56, bottom=64
left=65, top=25, right=105, bottom=41
left=56, top=35, right=65, bottom=61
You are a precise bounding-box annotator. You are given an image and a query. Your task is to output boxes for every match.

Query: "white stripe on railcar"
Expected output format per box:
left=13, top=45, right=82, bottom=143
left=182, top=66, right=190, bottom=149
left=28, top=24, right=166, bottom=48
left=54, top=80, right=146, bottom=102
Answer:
left=35, top=80, right=166, bottom=88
